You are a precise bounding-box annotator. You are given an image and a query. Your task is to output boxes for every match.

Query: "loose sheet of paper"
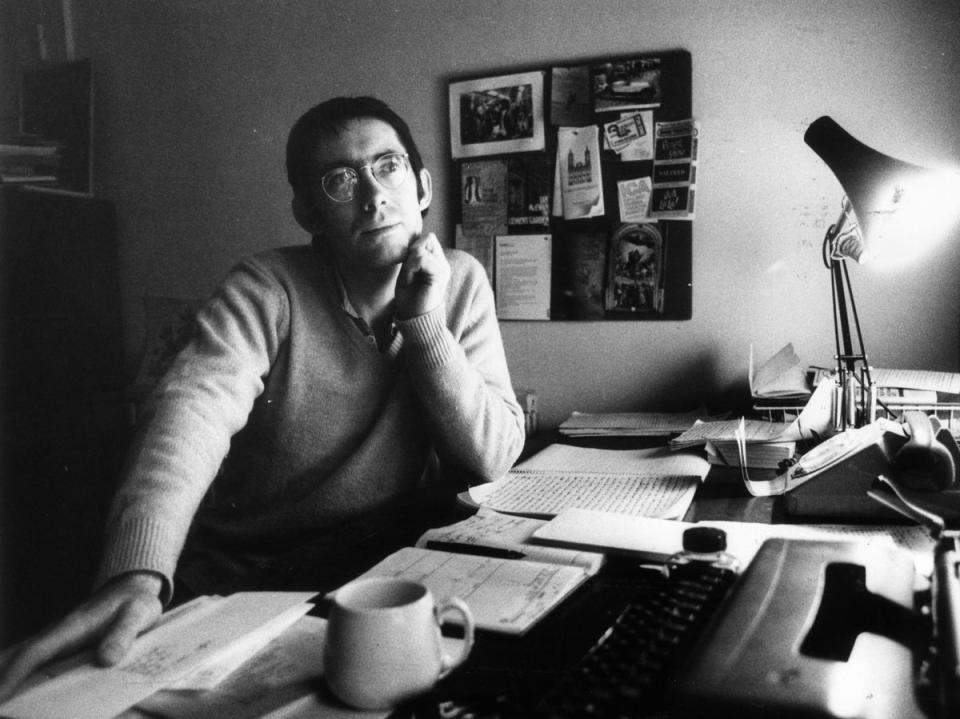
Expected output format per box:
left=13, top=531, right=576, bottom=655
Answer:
left=494, top=234, right=552, bottom=320
left=535, top=508, right=937, bottom=585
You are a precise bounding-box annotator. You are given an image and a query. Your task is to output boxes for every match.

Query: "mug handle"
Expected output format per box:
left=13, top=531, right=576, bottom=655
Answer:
left=435, top=596, right=475, bottom=678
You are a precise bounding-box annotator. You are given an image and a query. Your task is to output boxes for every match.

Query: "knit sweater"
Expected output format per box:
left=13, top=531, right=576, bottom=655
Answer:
left=97, top=244, right=525, bottom=598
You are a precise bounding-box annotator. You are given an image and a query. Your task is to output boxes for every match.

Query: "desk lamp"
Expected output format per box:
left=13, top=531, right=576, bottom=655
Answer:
left=803, top=116, right=960, bottom=430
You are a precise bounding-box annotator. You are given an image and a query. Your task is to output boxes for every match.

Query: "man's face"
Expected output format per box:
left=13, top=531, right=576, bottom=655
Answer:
left=306, top=117, right=430, bottom=273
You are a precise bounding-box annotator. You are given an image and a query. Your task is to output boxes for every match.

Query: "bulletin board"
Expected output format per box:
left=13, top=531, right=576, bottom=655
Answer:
left=448, top=49, right=694, bottom=321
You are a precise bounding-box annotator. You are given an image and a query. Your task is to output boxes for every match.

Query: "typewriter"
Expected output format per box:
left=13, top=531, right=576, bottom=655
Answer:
left=430, top=525, right=960, bottom=719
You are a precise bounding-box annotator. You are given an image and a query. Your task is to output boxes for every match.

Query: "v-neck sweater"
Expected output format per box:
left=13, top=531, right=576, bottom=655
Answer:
left=97, top=244, right=524, bottom=598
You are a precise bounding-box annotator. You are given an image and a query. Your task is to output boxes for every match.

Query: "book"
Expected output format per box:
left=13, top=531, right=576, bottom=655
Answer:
left=466, top=443, right=709, bottom=520
left=341, top=512, right=602, bottom=636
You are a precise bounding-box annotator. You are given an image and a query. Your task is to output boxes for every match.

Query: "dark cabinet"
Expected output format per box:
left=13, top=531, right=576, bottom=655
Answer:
left=1, top=186, right=129, bottom=646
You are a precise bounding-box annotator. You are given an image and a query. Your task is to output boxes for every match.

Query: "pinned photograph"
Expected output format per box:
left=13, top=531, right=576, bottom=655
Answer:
left=593, top=57, right=662, bottom=113
left=450, top=71, right=545, bottom=158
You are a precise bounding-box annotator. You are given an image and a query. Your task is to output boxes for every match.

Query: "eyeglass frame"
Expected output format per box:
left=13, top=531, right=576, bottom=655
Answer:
left=317, top=152, right=413, bottom=204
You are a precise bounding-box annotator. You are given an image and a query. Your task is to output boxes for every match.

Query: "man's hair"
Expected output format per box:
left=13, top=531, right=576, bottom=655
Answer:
left=286, top=96, right=426, bottom=202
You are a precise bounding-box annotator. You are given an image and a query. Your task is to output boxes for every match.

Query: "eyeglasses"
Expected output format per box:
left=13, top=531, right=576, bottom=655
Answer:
left=319, top=153, right=412, bottom=203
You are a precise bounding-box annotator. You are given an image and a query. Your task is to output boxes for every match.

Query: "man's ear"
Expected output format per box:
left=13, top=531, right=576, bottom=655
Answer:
left=292, top=195, right=322, bottom=234
left=417, top=168, right=433, bottom=211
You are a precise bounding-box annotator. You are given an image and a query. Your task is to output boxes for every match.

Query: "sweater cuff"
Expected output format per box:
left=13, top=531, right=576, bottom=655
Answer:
left=96, top=515, right=182, bottom=605
left=397, top=305, right=455, bottom=369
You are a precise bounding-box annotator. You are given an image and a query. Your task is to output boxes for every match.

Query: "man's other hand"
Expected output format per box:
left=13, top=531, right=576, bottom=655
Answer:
left=0, top=571, right=163, bottom=703
left=395, top=233, right=450, bottom=319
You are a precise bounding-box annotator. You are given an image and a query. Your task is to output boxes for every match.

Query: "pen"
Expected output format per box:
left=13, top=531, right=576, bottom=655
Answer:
left=425, top=540, right=526, bottom=560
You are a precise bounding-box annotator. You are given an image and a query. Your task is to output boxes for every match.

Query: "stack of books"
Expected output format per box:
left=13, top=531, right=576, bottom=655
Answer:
left=0, top=136, right=62, bottom=186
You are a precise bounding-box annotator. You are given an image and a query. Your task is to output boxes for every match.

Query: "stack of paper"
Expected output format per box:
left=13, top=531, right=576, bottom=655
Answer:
left=669, top=418, right=794, bottom=451
left=873, top=368, right=960, bottom=404
left=706, top=438, right=797, bottom=470
left=558, top=410, right=719, bottom=438
left=750, top=343, right=811, bottom=403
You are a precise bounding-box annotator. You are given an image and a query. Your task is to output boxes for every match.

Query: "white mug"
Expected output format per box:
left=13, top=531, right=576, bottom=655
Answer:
left=323, top=577, right=475, bottom=710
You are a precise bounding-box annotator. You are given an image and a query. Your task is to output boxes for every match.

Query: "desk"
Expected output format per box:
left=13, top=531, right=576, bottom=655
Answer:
left=237, top=436, right=785, bottom=717
left=244, top=435, right=930, bottom=718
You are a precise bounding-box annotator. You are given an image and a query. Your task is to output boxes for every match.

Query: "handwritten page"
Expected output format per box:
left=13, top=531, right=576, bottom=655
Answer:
left=416, top=507, right=605, bottom=573
left=135, top=616, right=389, bottom=719
left=344, top=546, right=590, bottom=635
left=0, top=592, right=317, bottom=719
left=472, top=472, right=699, bottom=519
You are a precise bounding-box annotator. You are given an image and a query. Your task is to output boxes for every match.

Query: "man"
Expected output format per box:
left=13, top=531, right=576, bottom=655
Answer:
left=0, top=96, right=525, bottom=698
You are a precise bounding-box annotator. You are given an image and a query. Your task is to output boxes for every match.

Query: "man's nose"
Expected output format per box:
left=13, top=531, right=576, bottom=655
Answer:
left=357, top=169, right=387, bottom=210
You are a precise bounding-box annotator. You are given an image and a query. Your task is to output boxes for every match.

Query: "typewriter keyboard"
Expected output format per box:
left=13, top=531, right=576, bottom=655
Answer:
left=536, top=562, right=738, bottom=719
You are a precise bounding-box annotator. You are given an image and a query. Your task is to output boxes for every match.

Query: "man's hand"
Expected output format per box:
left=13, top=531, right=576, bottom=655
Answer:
left=394, top=233, right=450, bottom=320
left=0, top=571, right=163, bottom=703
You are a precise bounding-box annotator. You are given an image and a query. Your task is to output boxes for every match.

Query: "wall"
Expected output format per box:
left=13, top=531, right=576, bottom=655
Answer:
left=68, top=0, right=960, bottom=428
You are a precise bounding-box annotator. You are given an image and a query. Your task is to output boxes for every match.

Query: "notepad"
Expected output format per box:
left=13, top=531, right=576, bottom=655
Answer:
left=343, top=545, right=592, bottom=635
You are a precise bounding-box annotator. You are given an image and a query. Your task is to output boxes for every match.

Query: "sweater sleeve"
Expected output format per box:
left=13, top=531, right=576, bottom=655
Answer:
left=96, top=259, right=287, bottom=600
left=398, top=251, right=525, bottom=482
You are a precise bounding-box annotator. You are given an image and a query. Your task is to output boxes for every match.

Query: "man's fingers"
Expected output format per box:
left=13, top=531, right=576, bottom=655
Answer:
left=0, top=609, right=103, bottom=701
left=0, top=579, right=161, bottom=702
left=97, top=596, right=161, bottom=666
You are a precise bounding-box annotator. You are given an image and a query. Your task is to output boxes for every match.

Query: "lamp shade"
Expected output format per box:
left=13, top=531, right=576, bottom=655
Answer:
left=804, top=116, right=960, bottom=266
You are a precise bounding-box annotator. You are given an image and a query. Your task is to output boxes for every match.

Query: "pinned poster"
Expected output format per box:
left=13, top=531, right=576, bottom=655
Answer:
left=557, top=126, right=605, bottom=220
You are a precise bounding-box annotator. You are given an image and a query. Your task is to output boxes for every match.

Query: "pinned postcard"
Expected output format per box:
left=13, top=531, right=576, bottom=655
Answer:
left=613, top=111, right=654, bottom=161
left=557, top=126, right=604, bottom=220
left=550, top=65, right=592, bottom=126
left=603, top=113, right=648, bottom=155
left=617, top=176, right=653, bottom=223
